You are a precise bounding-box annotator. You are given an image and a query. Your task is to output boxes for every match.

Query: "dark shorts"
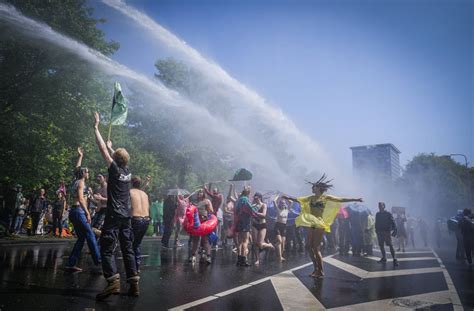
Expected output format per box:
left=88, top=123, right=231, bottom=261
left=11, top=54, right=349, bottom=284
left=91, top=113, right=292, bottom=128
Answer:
left=274, top=222, right=287, bottom=237
left=236, top=218, right=252, bottom=233
left=253, top=222, right=267, bottom=231
left=377, top=231, right=393, bottom=246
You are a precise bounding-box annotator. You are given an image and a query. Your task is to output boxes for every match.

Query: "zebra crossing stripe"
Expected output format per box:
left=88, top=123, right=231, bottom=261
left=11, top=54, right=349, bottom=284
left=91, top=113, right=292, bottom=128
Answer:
left=272, top=270, right=325, bottom=310
left=431, top=249, right=463, bottom=311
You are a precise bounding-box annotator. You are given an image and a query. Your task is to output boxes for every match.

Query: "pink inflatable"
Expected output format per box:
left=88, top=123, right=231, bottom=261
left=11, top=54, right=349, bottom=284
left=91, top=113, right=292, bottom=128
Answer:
left=183, top=204, right=218, bottom=236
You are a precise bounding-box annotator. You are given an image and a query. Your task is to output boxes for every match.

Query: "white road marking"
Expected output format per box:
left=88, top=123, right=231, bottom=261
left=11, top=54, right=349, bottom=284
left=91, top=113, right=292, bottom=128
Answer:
left=169, top=251, right=462, bottom=310
left=431, top=249, right=463, bottom=311
left=323, top=257, right=442, bottom=278
left=168, top=261, right=315, bottom=311
left=373, top=250, right=434, bottom=254
left=168, top=295, right=219, bottom=311
left=272, top=270, right=325, bottom=310
left=365, top=256, right=436, bottom=262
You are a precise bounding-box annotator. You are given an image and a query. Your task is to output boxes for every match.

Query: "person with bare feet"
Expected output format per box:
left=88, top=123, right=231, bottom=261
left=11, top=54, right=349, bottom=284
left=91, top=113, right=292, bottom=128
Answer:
left=284, top=175, right=362, bottom=278
left=251, top=192, right=274, bottom=265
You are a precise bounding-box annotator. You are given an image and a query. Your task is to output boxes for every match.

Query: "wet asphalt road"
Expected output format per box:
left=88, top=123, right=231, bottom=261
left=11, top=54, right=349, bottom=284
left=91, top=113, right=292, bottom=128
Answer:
left=0, top=235, right=472, bottom=311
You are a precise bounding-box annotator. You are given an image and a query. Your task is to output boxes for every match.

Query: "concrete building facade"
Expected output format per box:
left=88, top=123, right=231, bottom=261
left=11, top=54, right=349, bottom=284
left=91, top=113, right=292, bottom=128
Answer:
left=350, top=143, right=401, bottom=183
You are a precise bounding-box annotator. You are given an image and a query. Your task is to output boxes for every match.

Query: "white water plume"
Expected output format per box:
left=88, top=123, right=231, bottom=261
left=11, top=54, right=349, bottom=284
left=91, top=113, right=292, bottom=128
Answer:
left=101, top=0, right=346, bottom=189
left=0, top=3, right=300, bottom=192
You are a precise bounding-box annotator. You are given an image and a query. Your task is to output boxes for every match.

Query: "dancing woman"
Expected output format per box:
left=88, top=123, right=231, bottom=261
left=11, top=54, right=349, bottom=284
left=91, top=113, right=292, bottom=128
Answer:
left=251, top=192, right=274, bottom=265
left=284, top=175, right=362, bottom=278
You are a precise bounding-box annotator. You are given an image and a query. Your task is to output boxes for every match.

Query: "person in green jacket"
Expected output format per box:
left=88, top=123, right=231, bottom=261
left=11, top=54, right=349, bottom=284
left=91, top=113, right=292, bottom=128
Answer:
left=150, top=197, right=163, bottom=236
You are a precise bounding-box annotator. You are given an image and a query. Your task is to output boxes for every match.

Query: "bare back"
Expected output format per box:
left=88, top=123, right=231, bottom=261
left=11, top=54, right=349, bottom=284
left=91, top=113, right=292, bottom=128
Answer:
left=130, top=188, right=150, bottom=217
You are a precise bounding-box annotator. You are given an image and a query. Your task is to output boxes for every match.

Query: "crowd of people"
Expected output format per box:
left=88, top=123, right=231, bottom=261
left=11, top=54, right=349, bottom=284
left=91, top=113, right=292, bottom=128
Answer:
left=0, top=111, right=473, bottom=300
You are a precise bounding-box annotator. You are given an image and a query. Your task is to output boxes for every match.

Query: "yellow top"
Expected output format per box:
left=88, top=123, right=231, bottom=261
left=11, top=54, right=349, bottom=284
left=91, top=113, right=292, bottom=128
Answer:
left=295, top=194, right=344, bottom=232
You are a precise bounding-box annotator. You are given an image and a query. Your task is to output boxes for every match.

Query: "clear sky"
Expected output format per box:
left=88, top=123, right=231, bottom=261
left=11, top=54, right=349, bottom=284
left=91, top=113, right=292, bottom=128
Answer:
left=91, top=0, right=473, bottom=171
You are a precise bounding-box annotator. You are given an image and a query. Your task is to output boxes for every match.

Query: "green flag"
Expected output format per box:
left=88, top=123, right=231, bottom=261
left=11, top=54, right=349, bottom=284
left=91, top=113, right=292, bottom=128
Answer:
left=110, top=81, right=128, bottom=125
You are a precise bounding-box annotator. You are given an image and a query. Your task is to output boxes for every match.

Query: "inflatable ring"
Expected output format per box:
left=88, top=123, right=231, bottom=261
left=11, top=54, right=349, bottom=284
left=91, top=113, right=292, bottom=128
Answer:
left=183, top=204, right=218, bottom=236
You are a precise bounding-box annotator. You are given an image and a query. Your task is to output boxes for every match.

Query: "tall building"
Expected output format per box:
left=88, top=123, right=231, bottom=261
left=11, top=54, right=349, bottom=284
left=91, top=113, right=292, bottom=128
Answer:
left=350, top=143, right=401, bottom=183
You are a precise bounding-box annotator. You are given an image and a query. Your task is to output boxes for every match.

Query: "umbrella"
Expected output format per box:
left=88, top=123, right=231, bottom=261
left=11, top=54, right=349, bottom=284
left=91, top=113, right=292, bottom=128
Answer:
left=229, top=168, right=253, bottom=181
left=337, top=205, right=349, bottom=219
left=263, top=191, right=301, bottom=225
left=346, top=203, right=370, bottom=214
left=166, top=189, right=190, bottom=196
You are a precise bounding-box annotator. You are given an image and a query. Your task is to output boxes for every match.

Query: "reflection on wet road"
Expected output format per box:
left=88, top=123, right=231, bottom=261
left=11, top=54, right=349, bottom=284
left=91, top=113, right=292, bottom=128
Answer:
left=0, top=237, right=472, bottom=310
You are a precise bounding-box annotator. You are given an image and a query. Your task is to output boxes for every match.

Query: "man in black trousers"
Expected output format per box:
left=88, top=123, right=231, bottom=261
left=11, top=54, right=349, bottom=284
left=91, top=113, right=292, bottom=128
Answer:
left=375, top=202, right=399, bottom=266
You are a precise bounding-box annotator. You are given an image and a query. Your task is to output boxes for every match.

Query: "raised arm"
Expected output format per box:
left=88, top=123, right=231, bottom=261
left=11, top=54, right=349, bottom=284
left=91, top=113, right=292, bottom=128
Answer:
left=93, top=112, right=113, bottom=166
left=281, top=195, right=300, bottom=204
left=141, top=175, right=152, bottom=191
left=106, top=139, right=115, bottom=155
left=75, top=147, right=84, bottom=169
left=325, top=194, right=363, bottom=203
left=62, top=199, right=67, bottom=215
left=204, top=184, right=213, bottom=198
left=227, top=184, right=236, bottom=202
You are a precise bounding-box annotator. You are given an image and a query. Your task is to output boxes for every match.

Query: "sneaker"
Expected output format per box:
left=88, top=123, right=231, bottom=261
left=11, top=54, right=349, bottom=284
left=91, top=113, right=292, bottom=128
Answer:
left=65, top=265, right=83, bottom=272
left=378, top=258, right=387, bottom=263
left=188, top=256, right=196, bottom=264
left=206, top=256, right=212, bottom=265
left=174, top=241, right=184, bottom=248
left=96, top=274, right=120, bottom=300
left=393, top=259, right=399, bottom=267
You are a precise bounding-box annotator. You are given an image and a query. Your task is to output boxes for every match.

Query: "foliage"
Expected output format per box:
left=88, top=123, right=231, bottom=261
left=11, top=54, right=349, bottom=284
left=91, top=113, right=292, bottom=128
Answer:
left=0, top=0, right=162, bottom=197
left=398, top=154, right=473, bottom=217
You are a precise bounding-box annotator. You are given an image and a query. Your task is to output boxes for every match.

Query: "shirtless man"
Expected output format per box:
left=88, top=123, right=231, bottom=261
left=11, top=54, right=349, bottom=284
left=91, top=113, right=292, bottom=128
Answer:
left=130, top=176, right=151, bottom=273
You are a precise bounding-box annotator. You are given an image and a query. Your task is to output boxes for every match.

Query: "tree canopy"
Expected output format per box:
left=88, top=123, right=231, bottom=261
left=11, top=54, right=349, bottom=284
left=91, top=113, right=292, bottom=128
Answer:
left=0, top=0, right=169, bottom=197
left=398, top=154, right=473, bottom=217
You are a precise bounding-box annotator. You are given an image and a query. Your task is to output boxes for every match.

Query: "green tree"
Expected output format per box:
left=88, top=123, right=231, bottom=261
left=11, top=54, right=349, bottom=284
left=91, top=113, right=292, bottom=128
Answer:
left=0, top=0, right=118, bottom=191
left=399, top=154, right=472, bottom=217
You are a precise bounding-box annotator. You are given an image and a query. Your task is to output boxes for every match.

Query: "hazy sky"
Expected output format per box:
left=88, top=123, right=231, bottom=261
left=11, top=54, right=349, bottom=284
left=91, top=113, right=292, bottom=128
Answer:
left=92, top=0, right=473, bottom=172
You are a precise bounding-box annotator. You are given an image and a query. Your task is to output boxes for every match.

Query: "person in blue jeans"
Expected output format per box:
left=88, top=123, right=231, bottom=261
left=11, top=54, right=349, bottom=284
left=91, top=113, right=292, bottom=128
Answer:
left=65, top=147, right=101, bottom=272
left=130, top=176, right=151, bottom=273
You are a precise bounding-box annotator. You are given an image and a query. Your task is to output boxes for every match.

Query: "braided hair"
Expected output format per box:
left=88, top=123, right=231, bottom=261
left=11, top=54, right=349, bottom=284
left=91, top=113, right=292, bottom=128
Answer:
left=305, top=174, right=333, bottom=193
